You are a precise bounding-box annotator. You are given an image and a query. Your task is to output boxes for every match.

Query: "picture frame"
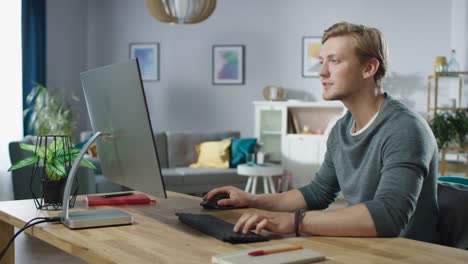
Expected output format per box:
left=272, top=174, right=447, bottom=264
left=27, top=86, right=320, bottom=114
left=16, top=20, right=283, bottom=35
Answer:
left=129, top=42, right=159, bottom=81
left=302, top=36, right=322, bottom=77
left=212, top=45, right=245, bottom=85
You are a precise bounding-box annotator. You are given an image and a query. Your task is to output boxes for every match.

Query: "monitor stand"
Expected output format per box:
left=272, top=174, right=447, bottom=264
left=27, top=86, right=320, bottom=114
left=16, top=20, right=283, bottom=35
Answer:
left=60, top=132, right=133, bottom=229
left=62, top=209, right=132, bottom=229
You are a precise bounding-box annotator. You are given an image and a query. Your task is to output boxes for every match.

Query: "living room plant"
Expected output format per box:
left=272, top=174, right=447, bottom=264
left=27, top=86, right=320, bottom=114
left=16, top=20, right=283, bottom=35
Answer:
left=11, top=82, right=87, bottom=208
left=8, top=136, right=96, bottom=207
left=8, top=137, right=96, bottom=179
left=447, top=109, right=468, bottom=148
left=430, top=109, right=468, bottom=149
left=24, top=82, right=75, bottom=136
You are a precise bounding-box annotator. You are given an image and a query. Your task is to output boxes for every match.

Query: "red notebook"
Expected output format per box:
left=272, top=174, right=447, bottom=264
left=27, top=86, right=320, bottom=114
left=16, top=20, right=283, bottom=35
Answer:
left=86, top=193, right=156, bottom=206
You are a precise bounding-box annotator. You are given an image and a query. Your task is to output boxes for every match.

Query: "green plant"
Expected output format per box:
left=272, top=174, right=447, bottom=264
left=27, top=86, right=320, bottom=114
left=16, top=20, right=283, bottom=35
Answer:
left=8, top=137, right=96, bottom=181
left=430, top=110, right=468, bottom=149
left=430, top=112, right=455, bottom=149
left=24, top=82, right=74, bottom=136
left=448, top=109, right=468, bottom=148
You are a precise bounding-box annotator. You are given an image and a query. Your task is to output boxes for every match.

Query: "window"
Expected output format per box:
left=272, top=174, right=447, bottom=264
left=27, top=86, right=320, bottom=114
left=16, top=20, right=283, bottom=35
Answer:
left=0, top=1, right=22, bottom=200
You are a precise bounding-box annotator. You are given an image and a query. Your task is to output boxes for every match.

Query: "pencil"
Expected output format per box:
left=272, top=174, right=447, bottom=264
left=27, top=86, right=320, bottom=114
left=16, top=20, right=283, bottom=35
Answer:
left=101, top=192, right=134, bottom=198
left=248, top=245, right=303, bottom=256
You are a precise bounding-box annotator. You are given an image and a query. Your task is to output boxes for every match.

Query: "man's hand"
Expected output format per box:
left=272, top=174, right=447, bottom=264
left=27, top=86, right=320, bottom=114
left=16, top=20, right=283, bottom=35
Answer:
left=203, top=186, right=253, bottom=208
left=233, top=211, right=295, bottom=235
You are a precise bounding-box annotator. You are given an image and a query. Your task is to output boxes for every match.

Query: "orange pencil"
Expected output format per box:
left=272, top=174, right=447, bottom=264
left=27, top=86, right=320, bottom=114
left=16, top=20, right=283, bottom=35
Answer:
left=248, top=245, right=303, bottom=256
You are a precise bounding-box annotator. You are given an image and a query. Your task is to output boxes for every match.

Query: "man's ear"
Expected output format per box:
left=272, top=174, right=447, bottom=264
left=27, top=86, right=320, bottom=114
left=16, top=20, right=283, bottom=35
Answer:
left=362, top=58, right=380, bottom=80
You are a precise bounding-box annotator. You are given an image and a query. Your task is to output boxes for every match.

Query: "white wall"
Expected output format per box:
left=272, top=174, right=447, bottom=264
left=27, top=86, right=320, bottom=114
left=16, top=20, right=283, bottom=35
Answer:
left=47, top=0, right=455, bottom=137
left=46, top=0, right=88, bottom=141
left=451, top=0, right=468, bottom=71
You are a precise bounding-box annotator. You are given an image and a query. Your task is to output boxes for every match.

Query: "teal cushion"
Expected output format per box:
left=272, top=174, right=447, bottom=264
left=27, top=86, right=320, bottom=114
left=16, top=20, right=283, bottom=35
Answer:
left=75, top=133, right=93, bottom=149
left=438, top=176, right=468, bottom=186
left=230, top=138, right=257, bottom=168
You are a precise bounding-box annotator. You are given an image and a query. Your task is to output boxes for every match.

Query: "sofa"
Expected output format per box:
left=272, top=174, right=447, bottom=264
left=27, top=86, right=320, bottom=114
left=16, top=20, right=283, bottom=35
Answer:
left=155, top=131, right=247, bottom=196
left=9, top=131, right=248, bottom=199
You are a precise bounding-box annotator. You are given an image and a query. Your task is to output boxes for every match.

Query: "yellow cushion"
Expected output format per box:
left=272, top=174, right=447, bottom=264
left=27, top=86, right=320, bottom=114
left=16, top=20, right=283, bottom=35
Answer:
left=190, top=139, right=231, bottom=168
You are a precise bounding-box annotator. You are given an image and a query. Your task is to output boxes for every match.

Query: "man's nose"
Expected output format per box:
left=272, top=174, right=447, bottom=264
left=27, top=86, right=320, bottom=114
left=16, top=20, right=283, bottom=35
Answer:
left=320, top=63, right=329, bottom=77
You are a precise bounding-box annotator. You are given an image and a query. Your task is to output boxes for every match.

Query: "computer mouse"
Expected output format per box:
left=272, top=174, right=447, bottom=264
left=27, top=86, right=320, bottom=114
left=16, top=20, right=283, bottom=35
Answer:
left=200, top=192, right=235, bottom=210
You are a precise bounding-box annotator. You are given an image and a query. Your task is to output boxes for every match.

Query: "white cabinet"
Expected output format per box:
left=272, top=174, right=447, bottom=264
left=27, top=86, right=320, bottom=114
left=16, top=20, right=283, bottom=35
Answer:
left=254, top=103, right=287, bottom=163
left=253, top=101, right=345, bottom=188
left=285, top=134, right=327, bottom=187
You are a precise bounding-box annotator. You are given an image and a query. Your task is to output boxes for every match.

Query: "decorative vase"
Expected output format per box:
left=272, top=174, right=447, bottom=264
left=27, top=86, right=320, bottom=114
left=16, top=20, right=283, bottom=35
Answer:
left=434, top=56, right=448, bottom=72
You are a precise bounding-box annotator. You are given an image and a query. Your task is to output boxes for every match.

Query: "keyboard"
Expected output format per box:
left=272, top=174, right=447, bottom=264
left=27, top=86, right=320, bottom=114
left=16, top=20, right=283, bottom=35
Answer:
left=175, top=213, right=269, bottom=244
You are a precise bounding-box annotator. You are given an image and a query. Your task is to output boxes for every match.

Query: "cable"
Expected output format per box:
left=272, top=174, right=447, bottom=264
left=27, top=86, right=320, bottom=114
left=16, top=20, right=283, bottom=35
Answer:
left=23, top=217, right=49, bottom=227
left=0, top=216, right=61, bottom=261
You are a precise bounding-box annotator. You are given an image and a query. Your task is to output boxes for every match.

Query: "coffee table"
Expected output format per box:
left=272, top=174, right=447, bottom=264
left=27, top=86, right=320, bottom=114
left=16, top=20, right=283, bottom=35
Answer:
left=237, top=163, right=284, bottom=194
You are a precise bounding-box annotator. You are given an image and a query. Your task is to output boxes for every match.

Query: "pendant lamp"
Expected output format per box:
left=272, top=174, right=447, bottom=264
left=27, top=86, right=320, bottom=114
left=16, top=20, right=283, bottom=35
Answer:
left=146, top=0, right=216, bottom=24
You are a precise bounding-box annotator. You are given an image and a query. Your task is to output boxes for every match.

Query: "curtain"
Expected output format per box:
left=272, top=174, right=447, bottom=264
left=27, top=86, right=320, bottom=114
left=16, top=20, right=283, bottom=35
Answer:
left=22, top=0, right=46, bottom=136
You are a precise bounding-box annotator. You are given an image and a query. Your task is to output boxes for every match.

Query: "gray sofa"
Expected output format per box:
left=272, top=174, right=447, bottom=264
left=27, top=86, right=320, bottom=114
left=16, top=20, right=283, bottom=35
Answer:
left=9, top=131, right=247, bottom=199
left=155, top=131, right=247, bottom=196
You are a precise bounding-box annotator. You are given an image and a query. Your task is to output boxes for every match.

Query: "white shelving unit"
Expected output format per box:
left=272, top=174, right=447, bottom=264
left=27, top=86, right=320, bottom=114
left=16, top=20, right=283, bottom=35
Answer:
left=253, top=101, right=346, bottom=188
left=427, top=71, right=468, bottom=176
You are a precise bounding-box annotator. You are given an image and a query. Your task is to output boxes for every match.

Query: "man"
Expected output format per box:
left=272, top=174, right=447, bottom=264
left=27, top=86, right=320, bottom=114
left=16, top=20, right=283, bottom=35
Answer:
left=204, top=21, right=439, bottom=243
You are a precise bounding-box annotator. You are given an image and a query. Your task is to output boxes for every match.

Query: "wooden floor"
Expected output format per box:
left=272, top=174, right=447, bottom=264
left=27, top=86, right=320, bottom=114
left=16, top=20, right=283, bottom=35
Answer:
left=13, top=198, right=348, bottom=263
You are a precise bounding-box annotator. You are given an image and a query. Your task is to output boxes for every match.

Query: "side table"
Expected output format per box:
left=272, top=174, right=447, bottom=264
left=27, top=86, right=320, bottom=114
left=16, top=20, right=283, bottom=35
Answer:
left=237, top=163, right=284, bottom=194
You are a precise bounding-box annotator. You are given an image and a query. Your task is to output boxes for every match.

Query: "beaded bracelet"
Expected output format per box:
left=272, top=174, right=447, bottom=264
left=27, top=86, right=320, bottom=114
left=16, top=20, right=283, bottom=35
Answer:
left=294, top=208, right=306, bottom=237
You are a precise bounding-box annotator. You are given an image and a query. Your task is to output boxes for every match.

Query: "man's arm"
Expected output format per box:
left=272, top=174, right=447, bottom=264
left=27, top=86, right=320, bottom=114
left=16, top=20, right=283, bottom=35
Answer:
left=233, top=199, right=378, bottom=236
left=206, top=187, right=307, bottom=212
left=250, top=189, right=307, bottom=211
left=301, top=203, right=377, bottom=236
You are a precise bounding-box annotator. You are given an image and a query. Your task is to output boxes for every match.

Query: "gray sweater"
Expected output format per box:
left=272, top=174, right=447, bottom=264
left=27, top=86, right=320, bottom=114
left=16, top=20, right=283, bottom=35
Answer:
left=298, top=94, right=439, bottom=243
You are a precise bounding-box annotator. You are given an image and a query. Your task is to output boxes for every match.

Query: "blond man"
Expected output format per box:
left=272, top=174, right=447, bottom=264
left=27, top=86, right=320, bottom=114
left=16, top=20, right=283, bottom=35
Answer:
left=205, top=22, right=438, bottom=243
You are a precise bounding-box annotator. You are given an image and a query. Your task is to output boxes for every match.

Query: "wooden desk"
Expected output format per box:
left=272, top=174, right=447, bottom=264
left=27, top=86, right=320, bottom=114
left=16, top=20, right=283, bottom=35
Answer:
left=1, top=191, right=467, bottom=263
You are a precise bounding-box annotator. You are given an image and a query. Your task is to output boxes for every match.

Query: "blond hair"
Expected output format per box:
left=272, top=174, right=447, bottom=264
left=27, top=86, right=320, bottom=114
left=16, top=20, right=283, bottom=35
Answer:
left=322, top=22, right=388, bottom=87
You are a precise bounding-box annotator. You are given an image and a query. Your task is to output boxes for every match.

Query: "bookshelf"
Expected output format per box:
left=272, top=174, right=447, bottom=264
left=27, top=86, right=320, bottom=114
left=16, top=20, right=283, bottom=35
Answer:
left=426, top=71, right=468, bottom=121
left=253, top=101, right=346, bottom=187
left=427, top=71, right=468, bottom=176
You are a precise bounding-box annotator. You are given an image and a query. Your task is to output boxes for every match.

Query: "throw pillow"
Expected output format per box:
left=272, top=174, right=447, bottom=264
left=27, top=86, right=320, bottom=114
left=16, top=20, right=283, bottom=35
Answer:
left=189, top=138, right=231, bottom=168
left=230, top=138, right=257, bottom=168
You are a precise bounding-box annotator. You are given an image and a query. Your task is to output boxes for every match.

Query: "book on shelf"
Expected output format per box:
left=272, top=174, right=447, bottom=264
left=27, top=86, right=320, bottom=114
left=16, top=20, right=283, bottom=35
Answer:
left=287, top=110, right=300, bottom=134
left=212, top=243, right=326, bottom=264
left=287, top=110, right=295, bottom=133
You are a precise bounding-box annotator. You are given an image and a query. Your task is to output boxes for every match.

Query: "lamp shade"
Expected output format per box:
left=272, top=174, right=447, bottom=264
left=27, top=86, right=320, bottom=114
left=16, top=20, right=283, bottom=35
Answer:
left=146, top=0, right=216, bottom=24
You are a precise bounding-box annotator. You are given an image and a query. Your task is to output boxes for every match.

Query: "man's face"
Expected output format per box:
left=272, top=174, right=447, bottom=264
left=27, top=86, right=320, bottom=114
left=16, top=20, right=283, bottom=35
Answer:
left=319, top=35, right=365, bottom=101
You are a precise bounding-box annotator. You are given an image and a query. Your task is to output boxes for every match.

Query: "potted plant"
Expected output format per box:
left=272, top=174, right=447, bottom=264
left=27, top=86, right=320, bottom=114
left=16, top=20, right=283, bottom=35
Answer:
left=430, top=109, right=468, bottom=150
left=24, top=82, right=75, bottom=137
left=430, top=111, right=456, bottom=150
left=447, top=109, right=468, bottom=148
left=8, top=136, right=96, bottom=206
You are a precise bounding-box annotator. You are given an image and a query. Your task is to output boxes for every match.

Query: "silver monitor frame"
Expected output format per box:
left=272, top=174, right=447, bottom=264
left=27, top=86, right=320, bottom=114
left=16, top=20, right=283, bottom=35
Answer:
left=80, top=59, right=167, bottom=199
left=60, top=59, right=166, bottom=229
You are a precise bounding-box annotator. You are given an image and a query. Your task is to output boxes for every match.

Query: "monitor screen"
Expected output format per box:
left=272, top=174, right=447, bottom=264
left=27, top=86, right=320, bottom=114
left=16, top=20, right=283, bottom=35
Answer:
left=80, top=59, right=167, bottom=199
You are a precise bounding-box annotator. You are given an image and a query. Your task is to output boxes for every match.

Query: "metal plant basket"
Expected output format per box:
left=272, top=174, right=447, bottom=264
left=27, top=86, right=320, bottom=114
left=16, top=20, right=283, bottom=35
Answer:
left=30, top=135, right=79, bottom=210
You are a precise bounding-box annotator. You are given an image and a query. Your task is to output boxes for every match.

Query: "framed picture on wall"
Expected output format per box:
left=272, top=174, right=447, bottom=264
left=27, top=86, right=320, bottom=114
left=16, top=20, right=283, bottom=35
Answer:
left=129, top=42, right=159, bottom=81
left=212, top=45, right=245, bottom=85
left=302, top=37, right=322, bottom=77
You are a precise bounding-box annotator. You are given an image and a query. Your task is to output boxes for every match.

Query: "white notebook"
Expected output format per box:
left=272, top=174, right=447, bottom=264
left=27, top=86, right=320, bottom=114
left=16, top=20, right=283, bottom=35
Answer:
left=212, top=243, right=326, bottom=264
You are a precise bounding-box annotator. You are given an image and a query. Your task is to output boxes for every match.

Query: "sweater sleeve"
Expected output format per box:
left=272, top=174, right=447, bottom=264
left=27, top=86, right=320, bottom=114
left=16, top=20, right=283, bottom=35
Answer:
left=298, top=133, right=341, bottom=210
left=363, top=119, right=436, bottom=237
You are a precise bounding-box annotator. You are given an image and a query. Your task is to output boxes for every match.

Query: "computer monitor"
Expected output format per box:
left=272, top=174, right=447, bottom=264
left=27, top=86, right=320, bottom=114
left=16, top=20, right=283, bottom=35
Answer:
left=80, top=59, right=167, bottom=199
